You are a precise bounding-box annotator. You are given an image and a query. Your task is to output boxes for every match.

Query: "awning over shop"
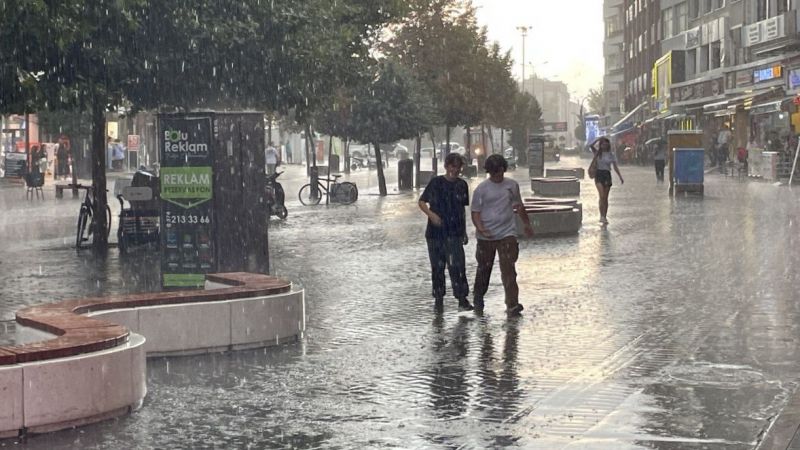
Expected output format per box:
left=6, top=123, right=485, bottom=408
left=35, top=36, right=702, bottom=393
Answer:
left=611, top=101, right=647, bottom=133
left=748, top=96, right=794, bottom=115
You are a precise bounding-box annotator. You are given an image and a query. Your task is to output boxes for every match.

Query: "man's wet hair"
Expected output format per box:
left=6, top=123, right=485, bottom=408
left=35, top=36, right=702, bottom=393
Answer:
left=444, top=153, right=464, bottom=167
left=484, top=154, right=508, bottom=174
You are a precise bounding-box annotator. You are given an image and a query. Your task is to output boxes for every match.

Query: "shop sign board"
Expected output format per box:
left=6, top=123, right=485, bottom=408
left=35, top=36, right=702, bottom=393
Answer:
left=754, top=65, right=782, bottom=83
left=789, top=68, right=800, bottom=90
left=127, top=134, right=140, bottom=152
left=158, top=116, right=215, bottom=288
left=671, top=78, right=724, bottom=104
left=543, top=122, right=568, bottom=132
left=653, top=52, right=673, bottom=113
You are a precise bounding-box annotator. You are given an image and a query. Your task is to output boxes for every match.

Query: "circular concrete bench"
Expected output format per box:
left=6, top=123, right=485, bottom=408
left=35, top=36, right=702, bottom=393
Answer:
left=545, top=168, right=585, bottom=179
left=0, top=273, right=303, bottom=438
left=518, top=197, right=582, bottom=237
left=530, top=177, right=581, bottom=197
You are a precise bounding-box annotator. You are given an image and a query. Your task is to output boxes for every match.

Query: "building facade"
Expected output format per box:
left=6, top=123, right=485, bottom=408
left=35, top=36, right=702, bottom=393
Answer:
left=646, top=0, right=800, bottom=179
left=604, top=0, right=626, bottom=127
left=623, top=0, right=663, bottom=113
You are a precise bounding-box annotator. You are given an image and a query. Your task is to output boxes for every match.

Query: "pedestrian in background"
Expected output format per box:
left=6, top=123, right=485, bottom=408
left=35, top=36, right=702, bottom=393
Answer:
left=265, top=142, right=280, bottom=175
left=418, top=153, right=472, bottom=313
left=717, top=124, right=732, bottom=171
left=653, top=138, right=666, bottom=183
left=590, top=137, right=624, bottom=224
left=56, top=136, right=70, bottom=180
left=471, top=154, right=534, bottom=317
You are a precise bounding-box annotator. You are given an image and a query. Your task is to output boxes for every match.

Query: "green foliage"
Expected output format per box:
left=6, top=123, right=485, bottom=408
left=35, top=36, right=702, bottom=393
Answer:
left=348, top=61, right=433, bottom=145
left=508, top=91, right=543, bottom=155
left=383, top=0, right=515, bottom=130
left=587, top=87, right=604, bottom=115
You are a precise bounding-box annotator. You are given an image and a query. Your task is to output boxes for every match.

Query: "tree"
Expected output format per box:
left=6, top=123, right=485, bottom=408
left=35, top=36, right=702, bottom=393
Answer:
left=508, top=91, right=543, bottom=161
left=383, top=0, right=490, bottom=162
left=587, top=87, right=605, bottom=116
left=349, top=62, right=432, bottom=195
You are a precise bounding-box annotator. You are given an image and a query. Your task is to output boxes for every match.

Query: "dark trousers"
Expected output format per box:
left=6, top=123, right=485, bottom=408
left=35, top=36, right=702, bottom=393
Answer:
left=474, top=236, right=519, bottom=308
left=654, top=159, right=665, bottom=181
left=426, top=237, right=469, bottom=300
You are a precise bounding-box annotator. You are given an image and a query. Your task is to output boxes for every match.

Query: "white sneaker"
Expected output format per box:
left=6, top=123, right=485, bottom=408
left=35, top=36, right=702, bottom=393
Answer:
left=600, top=216, right=609, bottom=224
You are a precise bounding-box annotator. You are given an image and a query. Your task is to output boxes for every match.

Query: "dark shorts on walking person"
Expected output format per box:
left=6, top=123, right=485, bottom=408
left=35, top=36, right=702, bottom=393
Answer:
left=595, top=169, right=612, bottom=187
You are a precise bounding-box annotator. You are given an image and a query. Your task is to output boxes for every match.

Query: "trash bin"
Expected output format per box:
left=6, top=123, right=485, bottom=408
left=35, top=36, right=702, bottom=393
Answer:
left=674, top=147, right=704, bottom=195
left=398, top=159, right=413, bottom=191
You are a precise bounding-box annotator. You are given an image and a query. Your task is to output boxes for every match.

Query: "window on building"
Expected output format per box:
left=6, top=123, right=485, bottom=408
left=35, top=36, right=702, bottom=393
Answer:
left=778, top=0, right=791, bottom=14
left=662, top=7, right=674, bottom=39
left=699, top=44, right=709, bottom=72
left=651, top=23, right=657, bottom=44
left=757, top=0, right=768, bottom=21
left=676, top=2, right=689, bottom=33
left=703, top=0, right=712, bottom=13
left=686, top=48, right=697, bottom=77
left=715, top=0, right=724, bottom=9
left=710, top=41, right=721, bottom=69
left=689, top=0, right=700, bottom=18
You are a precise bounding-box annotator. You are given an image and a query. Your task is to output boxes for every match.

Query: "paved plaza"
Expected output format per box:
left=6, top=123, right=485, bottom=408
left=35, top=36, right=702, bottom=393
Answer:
left=2, top=157, right=800, bottom=448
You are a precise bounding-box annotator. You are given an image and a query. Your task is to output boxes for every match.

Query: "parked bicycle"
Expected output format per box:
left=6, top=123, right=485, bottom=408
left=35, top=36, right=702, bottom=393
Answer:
left=298, top=174, right=358, bottom=205
left=71, top=184, right=112, bottom=249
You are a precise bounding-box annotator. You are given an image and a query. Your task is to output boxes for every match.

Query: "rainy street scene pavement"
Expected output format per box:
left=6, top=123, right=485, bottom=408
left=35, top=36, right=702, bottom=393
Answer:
left=7, top=0, right=800, bottom=448
left=2, top=158, right=800, bottom=449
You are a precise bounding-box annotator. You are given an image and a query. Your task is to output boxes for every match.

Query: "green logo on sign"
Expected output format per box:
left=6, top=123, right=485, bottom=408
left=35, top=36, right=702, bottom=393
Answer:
left=161, top=166, right=213, bottom=208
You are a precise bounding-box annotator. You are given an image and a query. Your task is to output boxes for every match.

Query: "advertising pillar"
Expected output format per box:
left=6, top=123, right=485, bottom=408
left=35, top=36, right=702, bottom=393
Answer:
left=528, top=134, right=545, bottom=178
left=159, top=116, right=215, bottom=288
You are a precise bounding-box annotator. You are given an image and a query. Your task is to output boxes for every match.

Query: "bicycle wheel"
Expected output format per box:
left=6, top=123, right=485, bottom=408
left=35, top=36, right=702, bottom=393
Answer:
left=75, top=206, right=90, bottom=249
left=298, top=184, right=322, bottom=206
left=339, top=182, right=358, bottom=205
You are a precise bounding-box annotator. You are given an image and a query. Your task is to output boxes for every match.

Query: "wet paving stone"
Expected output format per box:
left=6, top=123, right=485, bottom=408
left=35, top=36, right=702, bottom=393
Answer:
left=2, top=158, right=800, bottom=448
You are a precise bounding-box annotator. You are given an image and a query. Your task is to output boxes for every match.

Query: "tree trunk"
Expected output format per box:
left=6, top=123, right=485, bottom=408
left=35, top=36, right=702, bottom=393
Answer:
left=488, top=126, right=496, bottom=154
left=414, top=134, right=421, bottom=190
left=429, top=129, right=438, bottom=173
left=91, top=100, right=109, bottom=253
left=304, top=124, right=312, bottom=176
left=24, top=112, right=30, bottom=170
left=267, top=116, right=273, bottom=146
left=465, top=126, right=472, bottom=164
left=326, top=135, right=333, bottom=205
left=373, top=142, right=387, bottom=196
left=445, top=125, right=451, bottom=159
left=344, top=138, right=350, bottom=174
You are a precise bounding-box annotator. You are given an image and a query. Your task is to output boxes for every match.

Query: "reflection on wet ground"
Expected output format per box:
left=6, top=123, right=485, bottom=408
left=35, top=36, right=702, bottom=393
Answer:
left=2, top=158, right=800, bottom=448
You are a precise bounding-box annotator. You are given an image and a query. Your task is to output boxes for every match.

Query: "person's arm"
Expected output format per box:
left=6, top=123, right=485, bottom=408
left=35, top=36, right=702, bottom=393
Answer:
left=418, top=200, right=442, bottom=226
left=471, top=211, right=492, bottom=239
left=612, top=161, right=624, bottom=184
left=511, top=184, right=533, bottom=237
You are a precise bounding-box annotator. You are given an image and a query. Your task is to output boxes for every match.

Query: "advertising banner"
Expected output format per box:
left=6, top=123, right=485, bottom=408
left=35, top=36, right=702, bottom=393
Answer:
left=158, top=116, right=215, bottom=288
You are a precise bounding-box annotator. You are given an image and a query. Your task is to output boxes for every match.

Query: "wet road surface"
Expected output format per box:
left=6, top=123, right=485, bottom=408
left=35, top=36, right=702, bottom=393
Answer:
left=2, top=157, right=800, bottom=449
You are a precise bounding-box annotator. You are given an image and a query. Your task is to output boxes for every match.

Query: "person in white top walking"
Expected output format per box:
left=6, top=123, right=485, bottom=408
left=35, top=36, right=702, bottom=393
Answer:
left=265, top=142, right=280, bottom=175
left=590, top=137, right=624, bottom=224
left=471, top=154, right=534, bottom=317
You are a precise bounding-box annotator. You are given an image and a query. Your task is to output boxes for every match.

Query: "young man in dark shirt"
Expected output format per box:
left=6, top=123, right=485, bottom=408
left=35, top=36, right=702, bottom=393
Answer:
left=418, top=153, right=473, bottom=312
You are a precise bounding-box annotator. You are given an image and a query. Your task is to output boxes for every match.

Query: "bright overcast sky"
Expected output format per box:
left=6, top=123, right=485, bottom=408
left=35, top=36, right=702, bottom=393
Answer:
left=472, top=0, right=605, bottom=99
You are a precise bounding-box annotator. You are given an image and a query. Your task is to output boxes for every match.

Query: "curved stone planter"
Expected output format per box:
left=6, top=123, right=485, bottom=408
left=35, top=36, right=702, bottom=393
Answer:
left=517, top=198, right=582, bottom=237
left=0, top=273, right=303, bottom=438
left=546, top=168, right=585, bottom=179
left=530, top=177, right=581, bottom=197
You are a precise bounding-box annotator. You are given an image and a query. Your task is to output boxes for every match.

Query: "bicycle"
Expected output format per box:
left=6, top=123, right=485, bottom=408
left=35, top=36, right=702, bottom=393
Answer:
left=71, top=184, right=112, bottom=249
left=298, top=174, right=358, bottom=205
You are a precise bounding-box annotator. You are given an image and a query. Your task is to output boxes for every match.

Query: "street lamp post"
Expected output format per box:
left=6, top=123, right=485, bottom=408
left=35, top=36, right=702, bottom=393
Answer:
left=516, top=26, right=532, bottom=93
left=516, top=25, right=532, bottom=165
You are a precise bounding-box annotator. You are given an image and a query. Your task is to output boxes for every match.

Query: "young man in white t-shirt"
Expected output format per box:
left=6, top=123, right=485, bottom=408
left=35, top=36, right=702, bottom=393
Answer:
left=471, top=154, right=534, bottom=317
